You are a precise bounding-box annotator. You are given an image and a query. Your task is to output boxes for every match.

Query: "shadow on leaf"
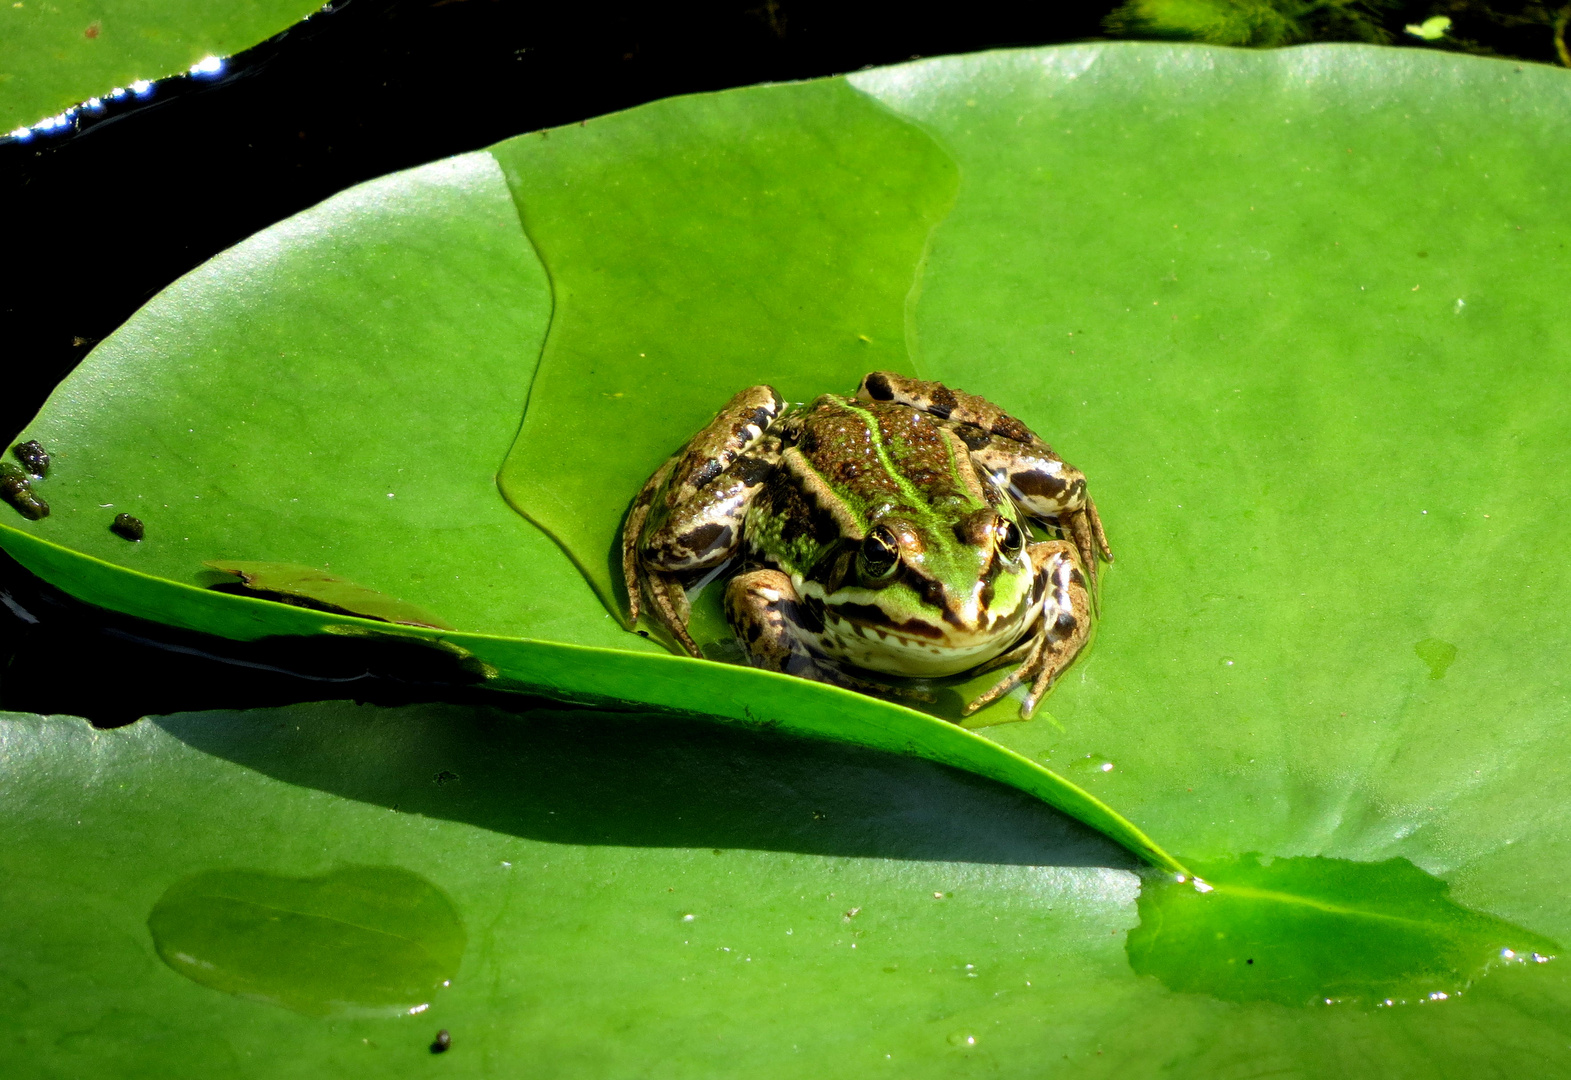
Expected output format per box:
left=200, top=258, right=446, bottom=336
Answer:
left=153, top=699, right=1134, bottom=869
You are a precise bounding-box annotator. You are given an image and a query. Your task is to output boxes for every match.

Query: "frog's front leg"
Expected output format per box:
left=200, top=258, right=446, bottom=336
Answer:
left=724, top=570, right=823, bottom=678
left=624, top=385, right=784, bottom=654
left=725, top=570, right=935, bottom=702
left=964, top=540, right=1092, bottom=718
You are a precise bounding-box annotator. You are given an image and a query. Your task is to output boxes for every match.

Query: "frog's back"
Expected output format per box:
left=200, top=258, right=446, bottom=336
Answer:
left=743, top=395, right=992, bottom=581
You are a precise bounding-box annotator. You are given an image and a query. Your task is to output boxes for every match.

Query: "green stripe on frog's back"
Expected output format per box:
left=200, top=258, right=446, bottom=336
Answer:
left=797, top=397, right=984, bottom=532
left=760, top=395, right=1034, bottom=639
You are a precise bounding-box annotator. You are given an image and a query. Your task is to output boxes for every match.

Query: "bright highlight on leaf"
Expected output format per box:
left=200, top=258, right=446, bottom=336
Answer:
left=0, top=0, right=321, bottom=132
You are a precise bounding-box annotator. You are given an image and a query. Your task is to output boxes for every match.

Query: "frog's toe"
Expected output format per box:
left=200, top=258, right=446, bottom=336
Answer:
left=641, top=567, right=701, bottom=658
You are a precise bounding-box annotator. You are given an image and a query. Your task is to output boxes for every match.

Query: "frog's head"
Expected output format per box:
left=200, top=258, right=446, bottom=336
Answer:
left=817, top=505, right=1040, bottom=678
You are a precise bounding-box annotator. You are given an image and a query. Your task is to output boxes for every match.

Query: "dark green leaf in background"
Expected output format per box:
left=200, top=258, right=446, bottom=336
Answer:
left=0, top=0, right=322, bottom=132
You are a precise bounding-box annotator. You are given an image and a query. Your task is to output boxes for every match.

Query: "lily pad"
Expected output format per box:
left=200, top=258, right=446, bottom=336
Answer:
left=4, top=701, right=1571, bottom=1077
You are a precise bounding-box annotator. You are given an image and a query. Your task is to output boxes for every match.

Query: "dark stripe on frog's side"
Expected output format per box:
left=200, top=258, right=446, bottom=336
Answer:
left=926, top=384, right=958, bottom=419
left=748, top=467, right=844, bottom=572
left=955, top=423, right=992, bottom=452
left=730, top=451, right=778, bottom=488
left=676, top=521, right=732, bottom=557
left=828, top=600, right=946, bottom=639
left=1011, top=469, right=1079, bottom=502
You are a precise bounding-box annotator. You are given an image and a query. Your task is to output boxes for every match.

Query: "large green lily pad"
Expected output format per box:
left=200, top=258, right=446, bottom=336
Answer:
left=3, top=700, right=1570, bottom=1078
left=5, top=40, right=1571, bottom=1072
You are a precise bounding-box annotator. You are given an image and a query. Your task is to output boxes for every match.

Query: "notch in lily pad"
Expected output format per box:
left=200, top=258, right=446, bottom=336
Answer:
left=205, top=560, right=455, bottom=630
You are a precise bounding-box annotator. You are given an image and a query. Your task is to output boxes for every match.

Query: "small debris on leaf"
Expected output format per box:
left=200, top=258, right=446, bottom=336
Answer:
left=12, top=440, right=49, bottom=477
left=1, top=462, right=48, bottom=521
left=111, top=513, right=145, bottom=541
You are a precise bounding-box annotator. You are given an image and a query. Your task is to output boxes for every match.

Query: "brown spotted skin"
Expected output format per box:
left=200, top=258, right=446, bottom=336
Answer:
left=857, top=371, right=1112, bottom=581
left=624, top=372, right=1111, bottom=718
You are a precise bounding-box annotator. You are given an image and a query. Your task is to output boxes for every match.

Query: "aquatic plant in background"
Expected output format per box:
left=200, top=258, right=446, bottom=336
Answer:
left=1104, top=0, right=1571, bottom=64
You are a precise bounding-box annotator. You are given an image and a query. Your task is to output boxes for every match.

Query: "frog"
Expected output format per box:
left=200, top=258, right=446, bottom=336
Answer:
left=622, top=372, right=1112, bottom=718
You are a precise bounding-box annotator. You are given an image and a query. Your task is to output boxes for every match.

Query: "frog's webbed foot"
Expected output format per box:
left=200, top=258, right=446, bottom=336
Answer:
left=964, top=541, right=1092, bottom=719
left=724, top=570, right=934, bottom=703
left=1059, top=496, right=1112, bottom=595
left=640, top=563, right=700, bottom=657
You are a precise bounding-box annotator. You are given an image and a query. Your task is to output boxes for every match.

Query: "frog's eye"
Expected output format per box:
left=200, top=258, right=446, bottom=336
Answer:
left=858, top=526, right=901, bottom=581
left=998, top=519, right=1024, bottom=558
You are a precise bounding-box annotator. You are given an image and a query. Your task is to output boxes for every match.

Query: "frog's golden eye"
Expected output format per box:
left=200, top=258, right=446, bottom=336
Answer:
left=998, top=519, right=1024, bottom=558
left=858, top=526, right=901, bottom=580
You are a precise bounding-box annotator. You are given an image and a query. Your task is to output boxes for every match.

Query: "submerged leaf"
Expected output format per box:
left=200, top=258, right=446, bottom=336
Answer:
left=148, top=865, right=466, bottom=1018
left=1128, top=855, right=1559, bottom=1007
left=205, top=560, right=456, bottom=630
left=493, top=77, right=958, bottom=613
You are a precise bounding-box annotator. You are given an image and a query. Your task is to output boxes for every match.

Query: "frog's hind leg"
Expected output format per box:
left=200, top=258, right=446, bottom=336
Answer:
left=623, top=456, right=676, bottom=628
left=973, top=436, right=1111, bottom=590
left=964, top=541, right=1092, bottom=719
left=856, top=371, right=1034, bottom=444
left=624, top=384, right=785, bottom=650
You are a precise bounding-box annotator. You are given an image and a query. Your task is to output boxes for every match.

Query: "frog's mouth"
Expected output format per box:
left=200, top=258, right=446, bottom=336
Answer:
left=815, top=593, right=1035, bottom=679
